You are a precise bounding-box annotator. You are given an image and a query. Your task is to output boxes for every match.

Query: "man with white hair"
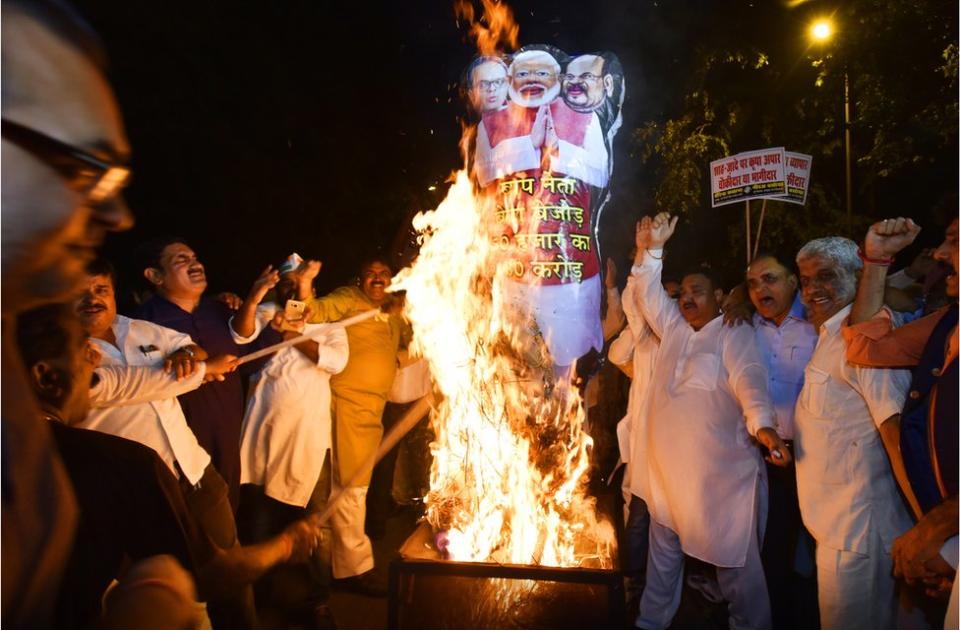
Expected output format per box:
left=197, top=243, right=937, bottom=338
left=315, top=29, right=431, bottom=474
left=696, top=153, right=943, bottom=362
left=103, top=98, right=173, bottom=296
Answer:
left=793, top=236, right=915, bottom=629
left=474, top=48, right=608, bottom=188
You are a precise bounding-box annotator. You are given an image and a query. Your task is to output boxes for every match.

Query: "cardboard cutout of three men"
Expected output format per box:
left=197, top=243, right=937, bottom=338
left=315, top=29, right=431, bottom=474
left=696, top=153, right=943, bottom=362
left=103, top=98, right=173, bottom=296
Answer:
left=465, top=46, right=625, bottom=369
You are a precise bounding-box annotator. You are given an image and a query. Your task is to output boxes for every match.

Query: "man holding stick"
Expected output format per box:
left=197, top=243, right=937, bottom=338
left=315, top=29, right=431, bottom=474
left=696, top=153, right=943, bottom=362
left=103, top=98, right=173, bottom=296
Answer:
left=297, top=256, right=411, bottom=595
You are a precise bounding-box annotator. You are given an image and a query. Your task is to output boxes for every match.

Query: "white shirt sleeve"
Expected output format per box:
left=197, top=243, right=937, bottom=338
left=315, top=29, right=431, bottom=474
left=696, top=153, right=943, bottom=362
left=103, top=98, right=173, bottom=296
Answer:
left=722, top=325, right=776, bottom=436
left=844, top=361, right=911, bottom=429
left=315, top=326, right=349, bottom=375
left=608, top=325, right=635, bottom=367
left=90, top=363, right=206, bottom=408
left=230, top=306, right=269, bottom=346
left=553, top=115, right=609, bottom=188
left=628, top=249, right=684, bottom=340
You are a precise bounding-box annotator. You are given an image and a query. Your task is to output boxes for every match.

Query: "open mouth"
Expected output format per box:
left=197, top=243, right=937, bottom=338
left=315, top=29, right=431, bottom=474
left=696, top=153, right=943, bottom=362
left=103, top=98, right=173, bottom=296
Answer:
left=758, top=296, right=775, bottom=308
left=681, top=301, right=697, bottom=312
left=79, top=303, right=106, bottom=315
left=520, top=85, right=546, bottom=97
left=187, top=269, right=206, bottom=282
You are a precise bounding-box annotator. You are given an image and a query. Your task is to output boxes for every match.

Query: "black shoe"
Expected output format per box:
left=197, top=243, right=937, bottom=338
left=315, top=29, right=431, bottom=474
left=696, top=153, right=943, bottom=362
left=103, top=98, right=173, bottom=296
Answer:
left=335, top=569, right=388, bottom=597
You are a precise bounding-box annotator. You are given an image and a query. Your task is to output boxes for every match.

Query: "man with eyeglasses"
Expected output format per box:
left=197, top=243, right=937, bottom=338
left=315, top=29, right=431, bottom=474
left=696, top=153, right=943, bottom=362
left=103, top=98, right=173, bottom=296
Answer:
left=745, top=253, right=818, bottom=629
left=1, top=1, right=134, bottom=626
left=467, top=56, right=509, bottom=114
left=561, top=54, right=613, bottom=114
left=472, top=46, right=613, bottom=377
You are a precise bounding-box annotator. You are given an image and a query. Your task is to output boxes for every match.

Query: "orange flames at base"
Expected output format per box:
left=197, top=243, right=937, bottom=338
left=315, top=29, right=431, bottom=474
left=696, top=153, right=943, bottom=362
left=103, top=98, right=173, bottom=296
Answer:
left=393, top=171, right=614, bottom=569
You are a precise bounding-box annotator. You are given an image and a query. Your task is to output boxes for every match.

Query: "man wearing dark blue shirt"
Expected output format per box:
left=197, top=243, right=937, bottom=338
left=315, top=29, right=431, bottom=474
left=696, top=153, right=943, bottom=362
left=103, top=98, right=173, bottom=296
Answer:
left=133, top=236, right=282, bottom=512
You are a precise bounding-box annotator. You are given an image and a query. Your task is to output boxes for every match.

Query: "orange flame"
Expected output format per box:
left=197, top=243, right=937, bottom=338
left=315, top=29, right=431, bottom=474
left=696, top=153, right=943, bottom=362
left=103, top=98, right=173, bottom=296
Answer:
left=455, top=0, right=519, bottom=57
left=392, top=0, right=613, bottom=572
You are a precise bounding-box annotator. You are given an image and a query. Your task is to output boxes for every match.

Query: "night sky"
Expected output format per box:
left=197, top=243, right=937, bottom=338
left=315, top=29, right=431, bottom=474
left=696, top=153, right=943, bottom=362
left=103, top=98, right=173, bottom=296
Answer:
left=71, top=0, right=953, bottom=303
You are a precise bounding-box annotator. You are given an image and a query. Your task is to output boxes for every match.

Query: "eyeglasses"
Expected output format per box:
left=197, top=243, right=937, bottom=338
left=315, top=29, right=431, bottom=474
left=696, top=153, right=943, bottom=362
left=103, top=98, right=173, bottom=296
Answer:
left=1, top=118, right=130, bottom=205
left=475, top=78, right=506, bottom=91
left=561, top=73, right=602, bottom=83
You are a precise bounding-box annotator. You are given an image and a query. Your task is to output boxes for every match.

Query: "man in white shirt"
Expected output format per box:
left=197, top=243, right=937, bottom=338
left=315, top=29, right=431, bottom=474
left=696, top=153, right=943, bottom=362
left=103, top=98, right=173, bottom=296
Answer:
left=240, top=256, right=348, bottom=509
left=630, top=212, right=790, bottom=630
left=72, top=259, right=253, bottom=626
left=793, top=237, right=915, bottom=630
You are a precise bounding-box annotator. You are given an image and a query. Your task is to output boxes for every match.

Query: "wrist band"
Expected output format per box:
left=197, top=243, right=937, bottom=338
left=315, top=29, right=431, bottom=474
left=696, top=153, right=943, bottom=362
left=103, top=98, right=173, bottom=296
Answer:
left=857, top=248, right=894, bottom=266
left=646, top=249, right=664, bottom=260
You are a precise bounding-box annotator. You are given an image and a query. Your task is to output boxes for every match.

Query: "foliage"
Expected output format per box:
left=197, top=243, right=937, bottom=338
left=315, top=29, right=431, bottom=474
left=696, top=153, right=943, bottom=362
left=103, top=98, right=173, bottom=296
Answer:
left=631, top=0, right=957, bottom=272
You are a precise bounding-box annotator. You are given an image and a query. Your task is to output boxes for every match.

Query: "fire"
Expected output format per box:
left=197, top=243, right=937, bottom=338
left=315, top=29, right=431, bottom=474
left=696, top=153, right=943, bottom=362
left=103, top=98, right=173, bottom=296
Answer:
left=393, top=176, right=614, bottom=568
left=391, top=0, right=613, bottom=572
left=454, top=0, right=519, bottom=57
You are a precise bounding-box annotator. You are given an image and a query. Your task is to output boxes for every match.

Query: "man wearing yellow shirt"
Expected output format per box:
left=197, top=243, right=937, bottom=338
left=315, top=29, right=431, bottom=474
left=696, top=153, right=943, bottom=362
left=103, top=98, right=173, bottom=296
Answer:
left=297, top=257, right=408, bottom=596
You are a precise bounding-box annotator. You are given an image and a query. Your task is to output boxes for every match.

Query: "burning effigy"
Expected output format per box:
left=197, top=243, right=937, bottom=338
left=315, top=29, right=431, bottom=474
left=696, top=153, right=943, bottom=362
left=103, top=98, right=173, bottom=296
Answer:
left=391, top=0, right=624, bottom=574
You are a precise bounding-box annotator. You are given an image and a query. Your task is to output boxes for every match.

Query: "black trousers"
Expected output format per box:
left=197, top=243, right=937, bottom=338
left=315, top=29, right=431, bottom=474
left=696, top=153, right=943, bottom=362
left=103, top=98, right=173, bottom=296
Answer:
left=760, top=459, right=811, bottom=630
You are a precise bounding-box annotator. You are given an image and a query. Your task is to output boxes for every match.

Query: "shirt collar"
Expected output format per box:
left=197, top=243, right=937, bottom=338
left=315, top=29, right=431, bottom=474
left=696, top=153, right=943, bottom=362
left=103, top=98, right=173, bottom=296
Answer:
left=787, top=293, right=807, bottom=322
left=821, top=303, right=853, bottom=336
left=753, top=292, right=808, bottom=328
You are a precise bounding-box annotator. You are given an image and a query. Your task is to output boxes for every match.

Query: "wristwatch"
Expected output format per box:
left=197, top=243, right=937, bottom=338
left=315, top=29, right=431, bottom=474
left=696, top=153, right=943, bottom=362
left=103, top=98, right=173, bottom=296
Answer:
left=180, top=347, right=196, bottom=358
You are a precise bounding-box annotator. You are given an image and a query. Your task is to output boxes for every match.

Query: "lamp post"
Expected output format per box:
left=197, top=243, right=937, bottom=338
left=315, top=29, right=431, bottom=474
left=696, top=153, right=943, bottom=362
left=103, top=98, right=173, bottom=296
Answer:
left=809, top=18, right=852, bottom=233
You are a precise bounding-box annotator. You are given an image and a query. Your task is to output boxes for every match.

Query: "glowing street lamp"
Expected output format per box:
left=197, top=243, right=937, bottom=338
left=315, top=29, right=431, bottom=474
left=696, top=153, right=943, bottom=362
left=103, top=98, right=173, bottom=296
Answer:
left=809, top=19, right=834, bottom=43
left=808, top=17, right=852, bottom=233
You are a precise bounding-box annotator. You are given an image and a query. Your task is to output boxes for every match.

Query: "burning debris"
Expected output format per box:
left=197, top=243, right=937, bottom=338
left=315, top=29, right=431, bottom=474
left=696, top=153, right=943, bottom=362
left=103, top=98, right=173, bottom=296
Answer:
left=392, top=0, right=626, bottom=572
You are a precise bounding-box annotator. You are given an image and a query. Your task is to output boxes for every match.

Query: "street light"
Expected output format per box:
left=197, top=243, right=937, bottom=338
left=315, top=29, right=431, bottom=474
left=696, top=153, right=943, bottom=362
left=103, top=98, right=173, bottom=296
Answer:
left=809, top=19, right=833, bottom=43
left=808, top=17, right=853, bottom=233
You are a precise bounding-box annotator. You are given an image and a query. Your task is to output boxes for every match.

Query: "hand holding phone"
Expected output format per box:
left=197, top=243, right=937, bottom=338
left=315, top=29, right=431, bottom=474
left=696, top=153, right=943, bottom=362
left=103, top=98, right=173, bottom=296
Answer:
left=280, top=299, right=306, bottom=332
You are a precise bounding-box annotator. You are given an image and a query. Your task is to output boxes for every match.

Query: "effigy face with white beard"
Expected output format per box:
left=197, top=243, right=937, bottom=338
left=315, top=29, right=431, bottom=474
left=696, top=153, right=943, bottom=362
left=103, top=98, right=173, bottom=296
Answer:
left=471, top=46, right=624, bottom=369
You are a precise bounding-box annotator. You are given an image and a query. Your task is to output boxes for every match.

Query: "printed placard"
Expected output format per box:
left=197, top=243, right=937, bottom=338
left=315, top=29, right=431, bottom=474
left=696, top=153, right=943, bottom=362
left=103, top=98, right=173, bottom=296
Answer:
left=710, top=147, right=787, bottom=207
left=779, top=152, right=812, bottom=205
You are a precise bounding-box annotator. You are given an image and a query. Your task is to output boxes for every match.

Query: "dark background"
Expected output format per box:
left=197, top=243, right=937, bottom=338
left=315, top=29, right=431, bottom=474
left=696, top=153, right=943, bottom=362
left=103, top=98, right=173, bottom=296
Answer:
left=72, top=0, right=957, bottom=301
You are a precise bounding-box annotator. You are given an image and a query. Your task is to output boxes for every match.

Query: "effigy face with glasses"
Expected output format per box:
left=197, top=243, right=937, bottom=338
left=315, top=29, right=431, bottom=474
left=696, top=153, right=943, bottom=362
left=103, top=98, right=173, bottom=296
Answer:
left=463, top=45, right=625, bottom=369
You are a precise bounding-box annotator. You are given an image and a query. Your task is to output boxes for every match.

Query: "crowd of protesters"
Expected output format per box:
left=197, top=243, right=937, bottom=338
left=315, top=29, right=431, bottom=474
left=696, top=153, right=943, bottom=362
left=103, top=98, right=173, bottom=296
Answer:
left=2, top=1, right=957, bottom=630
left=604, top=213, right=958, bottom=630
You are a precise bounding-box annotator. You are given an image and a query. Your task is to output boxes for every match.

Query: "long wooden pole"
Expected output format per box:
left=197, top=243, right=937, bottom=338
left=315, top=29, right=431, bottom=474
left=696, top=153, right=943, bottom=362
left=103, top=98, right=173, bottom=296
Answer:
left=752, top=198, right=768, bottom=261
left=745, top=199, right=752, bottom=264
left=314, top=393, right=435, bottom=526
left=236, top=309, right=380, bottom=366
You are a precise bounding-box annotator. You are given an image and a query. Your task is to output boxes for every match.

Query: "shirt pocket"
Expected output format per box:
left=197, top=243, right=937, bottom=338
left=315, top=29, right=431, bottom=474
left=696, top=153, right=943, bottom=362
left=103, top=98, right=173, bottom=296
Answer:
left=799, top=365, right=830, bottom=417
left=781, top=345, right=813, bottom=384
left=679, top=353, right=720, bottom=391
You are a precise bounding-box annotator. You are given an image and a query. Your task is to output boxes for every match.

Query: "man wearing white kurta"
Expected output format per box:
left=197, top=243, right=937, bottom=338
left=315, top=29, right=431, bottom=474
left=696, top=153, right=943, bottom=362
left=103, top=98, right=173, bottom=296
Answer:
left=793, top=237, right=913, bottom=630
left=73, top=265, right=240, bottom=541
left=609, top=275, right=661, bottom=600
left=631, top=213, right=790, bottom=630
left=240, top=302, right=348, bottom=506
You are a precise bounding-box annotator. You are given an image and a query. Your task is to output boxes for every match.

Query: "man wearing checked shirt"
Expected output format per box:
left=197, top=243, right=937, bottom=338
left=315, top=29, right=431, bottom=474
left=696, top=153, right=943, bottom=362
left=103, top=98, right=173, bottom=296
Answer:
left=745, top=254, right=818, bottom=630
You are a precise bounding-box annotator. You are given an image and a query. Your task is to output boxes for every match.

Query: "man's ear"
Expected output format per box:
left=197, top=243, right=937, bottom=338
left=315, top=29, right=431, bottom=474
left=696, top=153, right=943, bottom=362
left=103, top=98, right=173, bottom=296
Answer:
left=713, top=288, right=725, bottom=303
left=603, top=74, right=614, bottom=97
left=787, top=274, right=799, bottom=292
left=30, top=361, right=63, bottom=401
left=143, top=267, right=163, bottom=288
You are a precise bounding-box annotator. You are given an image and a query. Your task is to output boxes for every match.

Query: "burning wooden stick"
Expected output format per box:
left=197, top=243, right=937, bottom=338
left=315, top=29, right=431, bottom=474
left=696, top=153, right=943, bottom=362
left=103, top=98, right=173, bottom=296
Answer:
left=236, top=308, right=380, bottom=366
left=314, top=393, right=435, bottom=526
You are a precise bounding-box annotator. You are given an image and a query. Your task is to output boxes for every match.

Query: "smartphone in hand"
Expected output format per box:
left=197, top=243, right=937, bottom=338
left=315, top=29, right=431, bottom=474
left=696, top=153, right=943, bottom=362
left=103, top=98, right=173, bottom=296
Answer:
left=281, top=299, right=306, bottom=332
